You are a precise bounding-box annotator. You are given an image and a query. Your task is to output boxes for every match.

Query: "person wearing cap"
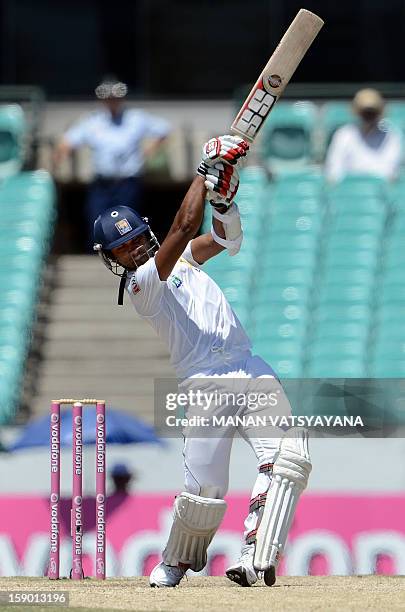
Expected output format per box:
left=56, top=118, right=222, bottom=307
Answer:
left=54, top=76, right=171, bottom=249
left=325, top=88, right=402, bottom=182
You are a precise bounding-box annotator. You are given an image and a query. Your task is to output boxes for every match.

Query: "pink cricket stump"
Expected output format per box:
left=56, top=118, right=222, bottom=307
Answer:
left=49, top=401, right=61, bottom=579
left=95, top=401, right=106, bottom=579
left=71, top=402, right=83, bottom=579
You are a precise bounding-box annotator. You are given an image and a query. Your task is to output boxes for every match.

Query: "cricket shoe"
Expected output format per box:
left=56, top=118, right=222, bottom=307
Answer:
left=149, top=561, right=187, bottom=588
left=225, top=544, right=259, bottom=587
left=263, top=565, right=276, bottom=586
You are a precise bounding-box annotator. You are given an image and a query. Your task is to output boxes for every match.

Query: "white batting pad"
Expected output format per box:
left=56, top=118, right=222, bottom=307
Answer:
left=163, top=492, right=227, bottom=572
left=254, top=428, right=312, bottom=571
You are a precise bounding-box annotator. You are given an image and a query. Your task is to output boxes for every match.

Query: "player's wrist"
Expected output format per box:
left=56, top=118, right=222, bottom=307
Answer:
left=209, top=199, right=230, bottom=213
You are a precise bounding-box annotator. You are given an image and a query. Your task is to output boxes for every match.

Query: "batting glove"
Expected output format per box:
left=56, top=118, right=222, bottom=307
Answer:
left=199, top=134, right=249, bottom=167
left=198, top=161, right=240, bottom=207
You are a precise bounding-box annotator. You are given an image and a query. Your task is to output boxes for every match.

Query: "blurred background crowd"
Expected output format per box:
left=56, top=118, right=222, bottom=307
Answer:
left=1, top=0, right=405, bottom=579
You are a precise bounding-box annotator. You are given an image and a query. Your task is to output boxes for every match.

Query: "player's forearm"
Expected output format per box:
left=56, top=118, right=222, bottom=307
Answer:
left=171, top=175, right=207, bottom=237
left=189, top=212, right=227, bottom=264
left=190, top=232, right=225, bottom=264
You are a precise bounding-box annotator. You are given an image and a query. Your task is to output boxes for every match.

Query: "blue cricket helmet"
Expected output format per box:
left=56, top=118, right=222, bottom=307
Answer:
left=93, top=205, right=160, bottom=305
left=93, top=206, right=149, bottom=251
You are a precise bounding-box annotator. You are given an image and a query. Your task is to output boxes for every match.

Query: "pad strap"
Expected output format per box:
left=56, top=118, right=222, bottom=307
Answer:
left=211, top=202, right=243, bottom=256
left=246, top=528, right=258, bottom=545
left=211, top=227, right=243, bottom=252
left=249, top=492, right=267, bottom=513
left=259, top=462, right=274, bottom=474
left=211, top=205, right=237, bottom=224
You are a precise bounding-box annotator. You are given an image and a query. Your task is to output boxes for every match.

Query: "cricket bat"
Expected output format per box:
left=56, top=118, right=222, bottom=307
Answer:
left=231, top=9, right=324, bottom=143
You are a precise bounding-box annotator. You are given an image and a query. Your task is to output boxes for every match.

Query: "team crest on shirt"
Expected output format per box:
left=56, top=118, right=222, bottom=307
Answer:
left=129, top=275, right=141, bottom=294
left=115, top=218, right=132, bottom=235
left=169, top=274, right=182, bottom=288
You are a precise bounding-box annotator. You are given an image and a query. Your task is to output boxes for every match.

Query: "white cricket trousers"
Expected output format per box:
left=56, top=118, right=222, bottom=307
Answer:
left=181, top=352, right=291, bottom=543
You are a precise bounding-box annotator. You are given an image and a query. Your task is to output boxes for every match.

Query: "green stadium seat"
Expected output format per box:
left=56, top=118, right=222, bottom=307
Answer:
left=373, top=338, right=405, bottom=359
left=377, top=315, right=405, bottom=342
left=206, top=268, right=245, bottom=286
left=325, top=248, right=379, bottom=269
left=309, top=338, right=366, bottom=358
left=370, top=361, right=405, bottom=377
left=267, top=214, right=322, bottom=236
left=385, top=229, right=405, bottom=248
left=251, top=319, right=307, bottom=342
left=307, top=359, right=366, bottom=378
left=377, top=285, right=405, bottom=304
left=327, top=201, right=386, bottom=227
left=271, top=197, right=322, bottom=217
left=383, top=255, right=405, bottom=273
left=252, top=352, right=303, bottom=377
left=0, top=324, right=28, bottom=346
left=386, top=102, right=405, bottom=133
left=313, top=304, right=372, bottom=323
left=238, top=197, right=268, bottom=221
left=389, top=176, right=405, bottom=211
left=321, top=102, right=353, bottom=153
left=263, top=249, right=317, bottom=269
left=239, top=166, right=268, bottom=182
left=326, top=174, right=388, bottom=198
left=318, top=283, right=373, bottom=305
left=265, top=233, right=318, bottom=252
left=322, top=266, right=375, bottom=286
left=380, top=285, right=405, bottom=306
left=326, top=233, right=381, bottom=254
left=374, top=307, right=405, bottom=328
left=330, top=215, right=384, bottom=234
left=311, top=361, right=368, bottom=378
left=388, top=213, right=405, bottom=237
left=380, top=256, right=405, bottom=275
left=373, top=330, right=405, bottom=349
left=250, top=303, right=308, bottom=346
left=311, top=321, right=369, bottom=342
left=380, top=277, right=405, bottom=295
left=259, top=102, right=317, bottom=170
left=260, top=266, right=314, bottom=286
left=255, top=287, right=311, bottom=312
left=0, top=105, right=25, bottom=179
left=252, top=303, right=308, bottom=324
left=271, top=171, right=324, bottom=197
left=253, top=338, right=302, bottom=357
left=204, top=247, right=256, bottom=276
left=0, top=169, right=56, bottom=424
left=0, top=253, right=38, bottom=275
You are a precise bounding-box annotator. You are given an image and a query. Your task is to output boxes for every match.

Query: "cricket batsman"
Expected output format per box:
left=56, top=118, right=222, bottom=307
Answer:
left=93, top=135, right=312, bottom=587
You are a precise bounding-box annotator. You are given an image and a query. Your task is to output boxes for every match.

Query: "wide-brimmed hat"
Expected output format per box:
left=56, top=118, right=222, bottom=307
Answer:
left=353, top=88, right=384, bottom=113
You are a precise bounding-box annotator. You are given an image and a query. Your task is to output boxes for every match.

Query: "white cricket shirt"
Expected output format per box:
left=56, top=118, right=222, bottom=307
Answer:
left=64, top=108, right=170, bottom=178
left=325, top=123, right=403, bottom=182
left=126, top=243, right=252, bottom=377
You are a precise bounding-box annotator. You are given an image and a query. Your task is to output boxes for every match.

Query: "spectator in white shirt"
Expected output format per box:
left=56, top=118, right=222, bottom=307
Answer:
left=325, top=88, right=402, bottom=183
left=54, top=76, right=171, bottom=249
